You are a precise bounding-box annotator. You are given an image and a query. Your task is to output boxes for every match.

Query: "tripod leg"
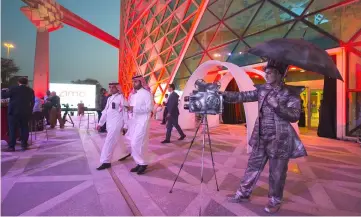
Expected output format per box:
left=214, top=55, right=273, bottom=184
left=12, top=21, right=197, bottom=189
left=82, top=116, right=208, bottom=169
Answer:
left=205, top=116, right=219, bottom=191
left=199, top=115, right=207, bottom=216
left=169, top=119, right=203, bottom=193
left=68, top=114, right=74, bottom=127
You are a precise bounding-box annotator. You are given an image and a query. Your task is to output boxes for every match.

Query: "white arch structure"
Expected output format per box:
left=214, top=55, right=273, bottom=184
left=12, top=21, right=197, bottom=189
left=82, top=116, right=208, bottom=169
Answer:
left=178, top=60, right=300, bottom=153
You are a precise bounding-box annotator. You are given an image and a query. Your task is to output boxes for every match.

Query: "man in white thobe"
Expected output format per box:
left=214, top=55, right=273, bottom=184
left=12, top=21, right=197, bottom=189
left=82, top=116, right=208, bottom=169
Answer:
left=125, top=75, right=153, bottom=174
left=96, top=82, right=130, bottom=170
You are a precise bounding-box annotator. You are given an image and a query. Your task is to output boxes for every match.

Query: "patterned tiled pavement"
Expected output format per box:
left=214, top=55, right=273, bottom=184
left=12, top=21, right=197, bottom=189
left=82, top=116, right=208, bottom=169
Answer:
left=1, top=117, right=133, bottom=216
left=2, top=117, right=361, bottom=216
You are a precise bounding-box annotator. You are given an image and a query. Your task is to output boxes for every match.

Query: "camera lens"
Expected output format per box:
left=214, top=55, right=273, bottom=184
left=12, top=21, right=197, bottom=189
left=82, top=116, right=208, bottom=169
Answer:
left=184, top=104, right=189, bottom=110
left=206, top=95, right=220, bottom=108
left=184, top=96, right=190, bottom=102
left=190, top=101, right=202, bottom=111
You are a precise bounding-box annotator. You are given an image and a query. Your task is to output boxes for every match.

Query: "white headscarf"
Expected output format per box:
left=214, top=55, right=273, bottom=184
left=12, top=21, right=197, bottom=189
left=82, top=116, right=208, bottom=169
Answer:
left=109, top=81, right=122, bottom=94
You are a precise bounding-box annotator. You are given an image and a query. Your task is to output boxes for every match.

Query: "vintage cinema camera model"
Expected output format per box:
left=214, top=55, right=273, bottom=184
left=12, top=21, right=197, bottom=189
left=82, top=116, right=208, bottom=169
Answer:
left=183, top=79, right=223, bottom=115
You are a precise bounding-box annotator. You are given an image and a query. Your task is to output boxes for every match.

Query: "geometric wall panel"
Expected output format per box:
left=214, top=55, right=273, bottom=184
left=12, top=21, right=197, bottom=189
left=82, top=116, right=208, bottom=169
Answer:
left=120, top=0, right=361, bottom=116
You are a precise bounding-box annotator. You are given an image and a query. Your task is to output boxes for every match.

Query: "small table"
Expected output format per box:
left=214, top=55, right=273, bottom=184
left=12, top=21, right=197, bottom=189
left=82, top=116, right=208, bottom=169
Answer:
left=79, top=112, right=97, bottom=130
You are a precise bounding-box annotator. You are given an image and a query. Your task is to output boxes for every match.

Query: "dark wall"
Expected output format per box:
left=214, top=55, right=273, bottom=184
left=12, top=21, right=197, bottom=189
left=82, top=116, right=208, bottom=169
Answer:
left=317, top=76, right=337, bottom=138
left=222, top=78, right=246, bottom=124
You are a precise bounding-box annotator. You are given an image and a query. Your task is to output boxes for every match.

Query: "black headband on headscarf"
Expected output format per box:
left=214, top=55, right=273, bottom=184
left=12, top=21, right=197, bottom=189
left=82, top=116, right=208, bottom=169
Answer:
left=132, top=75, right=142, bottom=80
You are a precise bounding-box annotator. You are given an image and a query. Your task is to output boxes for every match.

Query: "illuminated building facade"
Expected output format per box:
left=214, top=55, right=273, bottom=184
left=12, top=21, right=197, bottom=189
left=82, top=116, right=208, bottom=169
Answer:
left=120, top=0, right=361, bottom=139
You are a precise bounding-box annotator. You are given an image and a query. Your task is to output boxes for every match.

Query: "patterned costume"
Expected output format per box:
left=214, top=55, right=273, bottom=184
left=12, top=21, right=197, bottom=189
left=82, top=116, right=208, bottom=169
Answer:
left=223, top=60, right=307, bottom=213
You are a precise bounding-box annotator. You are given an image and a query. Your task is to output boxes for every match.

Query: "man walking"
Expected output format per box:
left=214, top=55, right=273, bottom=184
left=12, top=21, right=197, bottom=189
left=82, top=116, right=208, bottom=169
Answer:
left=43, top=90, right=51, bottom=125
left=161, top=94, right=168, bottom=124
left=1, top=77, right=34, bottom=151
left=125, top=75, right=153, bottom=174
left=97, top=88, right=108, bottom=132
left=96, top=82, right=130, bottom=170
left=161, top=84, right=186, bottom=143
left=222, top=59, right=307, bottom=214
left=49, top=91, right=64, bottom=129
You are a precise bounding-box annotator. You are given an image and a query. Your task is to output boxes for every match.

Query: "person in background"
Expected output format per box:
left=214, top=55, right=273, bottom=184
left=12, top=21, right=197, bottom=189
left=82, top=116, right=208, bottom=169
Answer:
left=32, top=96, right=44, bottom=131
left=97, top=88, right=108, bottom=132
left=161, top=94, right=169, bottom=124
left=125, top=75, right=153, bottom=175
left=155, top=103, right=164, bottom=120
left=1, top=77, right=35, bottom=151
left=77, top=100, right=85, bottom=116
left=44, top=90, right=51, bottom=101
left=298, top=99, right=306, bottom=127
left=43, top=90, right=52, bottom=125
left=96, top=82, right=129, bottom=170
left=49, top=91, right=64, bottom=129
left=161, top=84, right=186, bottom=143
left=33, top=96, right=42, bottom=113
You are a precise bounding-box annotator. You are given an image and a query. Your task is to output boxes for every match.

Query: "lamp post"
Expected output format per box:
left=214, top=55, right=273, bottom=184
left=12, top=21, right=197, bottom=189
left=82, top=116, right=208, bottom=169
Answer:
left=3, top=43, right=15, bottom=58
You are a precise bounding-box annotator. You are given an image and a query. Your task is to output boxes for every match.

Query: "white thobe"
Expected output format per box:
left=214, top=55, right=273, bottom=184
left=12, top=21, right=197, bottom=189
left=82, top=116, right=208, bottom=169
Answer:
left=98, top=93, right=129, bottom=164
left=126, top=88, right=154, bottom=165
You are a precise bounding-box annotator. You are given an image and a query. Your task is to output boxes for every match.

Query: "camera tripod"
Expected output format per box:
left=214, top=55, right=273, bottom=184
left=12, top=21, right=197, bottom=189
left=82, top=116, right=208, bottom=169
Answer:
left=62, top=110, right=74, bottom=127
left=169, top=114, right=219, bottom=215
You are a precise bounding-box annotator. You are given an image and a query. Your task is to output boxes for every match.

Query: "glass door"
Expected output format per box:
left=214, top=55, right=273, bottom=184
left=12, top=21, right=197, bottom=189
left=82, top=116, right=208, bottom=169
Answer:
left=300, top=88, right=323, bottom=130
left=309, top=89, right=323, bottom=129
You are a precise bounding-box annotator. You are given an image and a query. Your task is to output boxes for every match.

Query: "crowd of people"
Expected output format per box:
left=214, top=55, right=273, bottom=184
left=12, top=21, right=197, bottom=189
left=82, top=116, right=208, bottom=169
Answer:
left=94, top=59, right=309, bottom=213
left=94, top=77, right=187, bottom=175
left=2, top=59, right=314, bottom=213
left=1, top=77, right=64, bottom=152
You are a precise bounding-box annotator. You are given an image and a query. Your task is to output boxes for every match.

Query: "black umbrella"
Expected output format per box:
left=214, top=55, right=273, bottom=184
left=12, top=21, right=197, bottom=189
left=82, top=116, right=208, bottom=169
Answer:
left=247, top=38, right=343, bottom=81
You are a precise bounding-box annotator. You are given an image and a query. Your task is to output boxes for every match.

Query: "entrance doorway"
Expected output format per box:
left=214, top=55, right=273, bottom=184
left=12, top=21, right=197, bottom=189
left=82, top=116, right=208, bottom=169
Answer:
left=300, top=88, right=323, bottom=129
left=286, top=70, right=324, bottom=133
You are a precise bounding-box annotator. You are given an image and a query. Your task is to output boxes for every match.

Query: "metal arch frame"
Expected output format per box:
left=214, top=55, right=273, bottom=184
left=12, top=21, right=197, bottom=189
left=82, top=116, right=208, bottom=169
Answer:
left=21, top=0, right=120, bottom=97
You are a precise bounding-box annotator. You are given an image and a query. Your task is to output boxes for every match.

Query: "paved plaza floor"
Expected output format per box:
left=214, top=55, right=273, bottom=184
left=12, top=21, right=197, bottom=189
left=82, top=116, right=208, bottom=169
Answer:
left=1, top=117, right=361, bottom=216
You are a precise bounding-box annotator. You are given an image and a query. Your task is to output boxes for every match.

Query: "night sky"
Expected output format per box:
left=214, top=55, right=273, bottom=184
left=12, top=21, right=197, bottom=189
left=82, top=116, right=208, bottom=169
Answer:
left=1, top=0, right=121, bottom=88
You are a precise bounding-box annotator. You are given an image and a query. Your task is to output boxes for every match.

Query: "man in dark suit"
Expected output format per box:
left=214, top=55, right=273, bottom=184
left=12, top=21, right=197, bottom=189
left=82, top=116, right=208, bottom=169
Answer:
left=161, top=94, right=169, bottom=125
left=1, top=77, right=35, bottom=151
left=161, top=84, right=186, bottom=143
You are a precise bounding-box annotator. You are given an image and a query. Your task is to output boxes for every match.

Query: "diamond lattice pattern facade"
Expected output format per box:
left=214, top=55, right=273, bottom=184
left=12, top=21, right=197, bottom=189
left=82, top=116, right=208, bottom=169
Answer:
left=120, top=0, right=361, bottom=137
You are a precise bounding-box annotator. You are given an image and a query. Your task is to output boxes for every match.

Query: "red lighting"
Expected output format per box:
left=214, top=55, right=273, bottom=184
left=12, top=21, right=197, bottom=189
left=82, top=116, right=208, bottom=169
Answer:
left=356, top=64, right=361, bottom=89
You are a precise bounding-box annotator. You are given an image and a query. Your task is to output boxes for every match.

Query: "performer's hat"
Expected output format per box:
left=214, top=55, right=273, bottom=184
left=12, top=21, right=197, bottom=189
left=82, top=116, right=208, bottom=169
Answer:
left=265, top=59, right=289, bottom=76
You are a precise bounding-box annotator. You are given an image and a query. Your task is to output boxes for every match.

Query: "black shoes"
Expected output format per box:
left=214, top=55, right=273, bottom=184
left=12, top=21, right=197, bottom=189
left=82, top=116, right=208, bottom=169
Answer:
left=118, top=153, right=131, bottom=161
left=137, top=165, right=147, bottom=174
left=97, top=154, right=130, bottom=171
left=130, top=164, right=148, bottom=174
left=178, top=135, right=186, bottom=140
left=162, top=135, right=186, bottom=143
left=96, top=163, right=111, bottom=170
left=130, top=165, right=140, bottom=172
left=4, top=147, right=15, bottom=152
